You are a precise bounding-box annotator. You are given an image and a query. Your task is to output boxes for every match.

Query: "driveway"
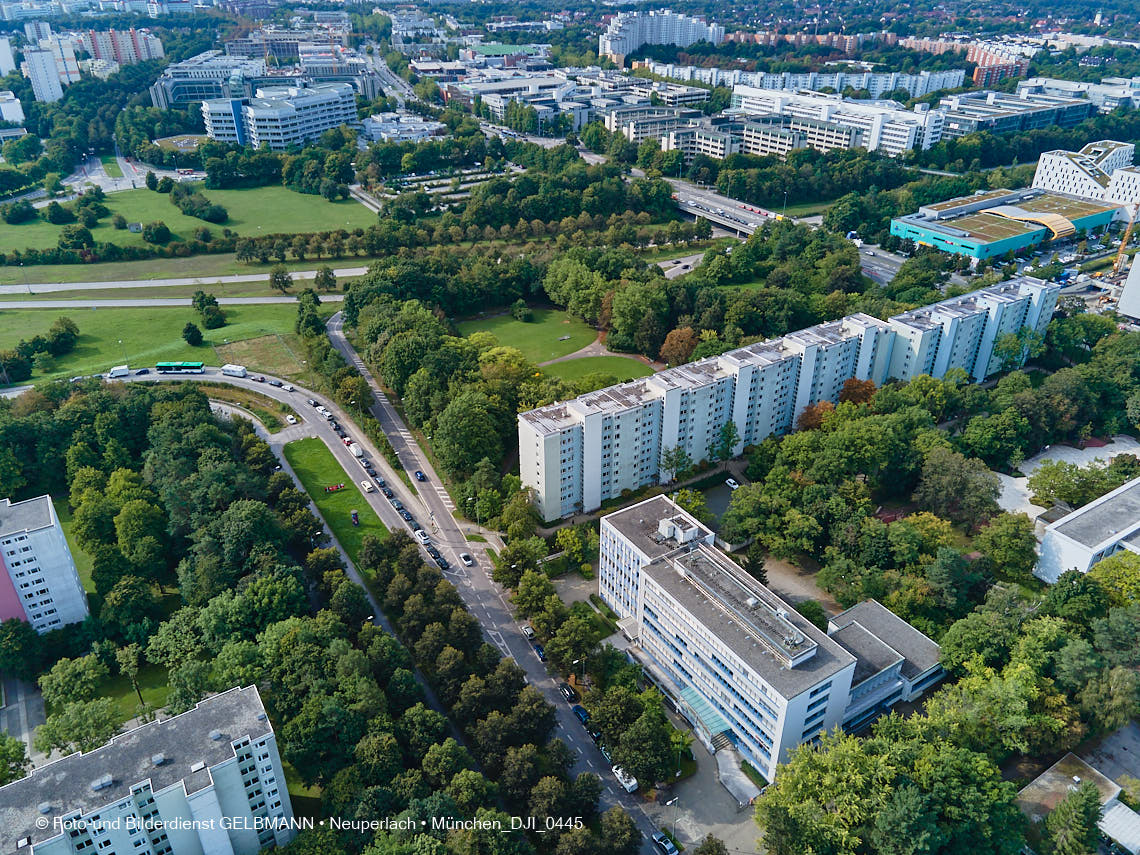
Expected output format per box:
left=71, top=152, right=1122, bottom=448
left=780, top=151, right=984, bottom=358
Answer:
left=996, top=435, right=1140, bottom=519
left=0, top=676, right=47, bottom=766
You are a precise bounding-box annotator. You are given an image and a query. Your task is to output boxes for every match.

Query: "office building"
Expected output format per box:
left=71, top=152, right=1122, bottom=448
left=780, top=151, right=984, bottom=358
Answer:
left=0, top=686, right=295, bottom=855
left=0, top=89, right=24, bottom=123
left=359, top=112, right=447, bottom=144
left=599, top=495, right=942, bottom=780
left=225, top=24, right=350, bottom=61
left=80, top=28, right=164, bottom=65
left=0, top=37, right=15, bottom=75
left=1018, top=76, right=1140, bottom=112
left=1036, top=476, right=1140, bottom=583
left=0, top=495, right=89, bottom=633
left=730, top=85, right=945, bottom=156
left=202, top=83, right=356, bottom=150
left=519, top=280, right=1058, bottom=519
left=635, top=61, right=966, bottom=99
left=20, top=48, right=62, bottom=103
left=149, top=52, right=267, bottom=109
left=890, top=187, right=1121, bottom=260
left=740, top=116, right=861, bottom=158
left=1032, top=141, right=1140, bottom=211
left=604, top=104, right=704, bottom=143
left=939, top=91, right=1097, bottom=139
left=599, top=10, right=724, bottom=65
left=1118, top=255, right=1140, bottom=322
left=663, top=122, right=742, bottom=161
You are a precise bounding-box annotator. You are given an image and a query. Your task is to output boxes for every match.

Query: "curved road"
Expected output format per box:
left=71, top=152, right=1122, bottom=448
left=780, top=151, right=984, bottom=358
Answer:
left=0, top=267, right=369, bottom=295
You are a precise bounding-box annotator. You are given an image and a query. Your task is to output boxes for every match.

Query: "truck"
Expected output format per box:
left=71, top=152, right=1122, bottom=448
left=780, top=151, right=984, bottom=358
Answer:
left=107, top=365, right=130, bottom=378
left=221, top=364, right=247, bottom=378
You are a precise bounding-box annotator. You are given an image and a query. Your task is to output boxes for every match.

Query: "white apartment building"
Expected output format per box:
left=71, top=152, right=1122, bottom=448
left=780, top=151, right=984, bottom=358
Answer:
left=80, top=28, right=165, bottom=65
left=0, top=495, right=88, bottom=634
left=0, top=37, right=15, bottom=76
left=1033, top=141, right=1140, bottom=212
left=600, top=496, right=942, bottom=780
left=1036, top=476, right=1140, bottom=583
left=20, top=49, right=63, bottom=102
left=730, top=85, right=945, bottom=156
left=0, top=686, right=295, bottom=855
left=0, top=89, right=25, bottom=124
left=520, top=279, right=1059, bottom=519
left=599, top=10, right=724, bottom=63
left=38, top=35, right=80, bottom=84
left=202, top=83, right=356, bottom=150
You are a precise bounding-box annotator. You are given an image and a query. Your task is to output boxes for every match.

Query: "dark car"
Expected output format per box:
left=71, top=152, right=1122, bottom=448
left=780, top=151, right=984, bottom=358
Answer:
left=572, top=705, right=590, bottom=725
left=427, top=546, right=441, bottom=559
left=435, top=556, right=450, bottom=570
left=558, top=683, right=579, bottom=703
left=391, top=499, right=403, bottom=510
left=268, top=379, right=283, bottom=387
left=399, top=510, right=412, bottom=521
left=374, top=478, right=386, bottom=488
left=135, top=368, right=150, bottom=376
left=533, top=644, right=547, bottom=662
left=414, top=470, right=426, bottom=482
left=381, top=487, right=394, bottom=498
left=306, top=399, right=317, bottom=407
left=254, top=375, right=266, bottom=383
left=587, top=726, right=602, bottom=742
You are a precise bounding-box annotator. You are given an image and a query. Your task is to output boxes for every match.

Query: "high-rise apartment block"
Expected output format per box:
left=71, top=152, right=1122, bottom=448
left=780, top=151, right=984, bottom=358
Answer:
left=599, top=496, right=942, bottom=781
left=0, top=686, right=295, bottom=855
left=0, top=37, right=15, bottom=76
left=0, top=90, right=25, bottom=124
left=520, top=279, right=1059, bottom=519
left=80, top=28, right=165, bottom=65
left=599, top=10, right=723, bottom=64
left=0, top=495, right=88, bottom=633
left=38, top=35, right=81, bottom=84
left=20, top=49, right=63, bottom=102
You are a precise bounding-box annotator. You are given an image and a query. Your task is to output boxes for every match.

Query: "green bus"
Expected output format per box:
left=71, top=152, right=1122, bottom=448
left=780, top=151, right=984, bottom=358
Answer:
left=155, top=361, right=205, bottom=374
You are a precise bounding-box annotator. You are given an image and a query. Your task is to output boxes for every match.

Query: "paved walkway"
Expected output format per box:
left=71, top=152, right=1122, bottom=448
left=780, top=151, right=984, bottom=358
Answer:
left=538, top=331, right=665, bottom=371
left=0, top=267, right=369, bottom=295
left=0, top=676, right=46, bottom=767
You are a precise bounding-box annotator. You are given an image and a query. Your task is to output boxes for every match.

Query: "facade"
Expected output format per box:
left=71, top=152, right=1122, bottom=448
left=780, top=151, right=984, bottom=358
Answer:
left=939, top=91, right=1098, bottom=139
left=149, top=52, right=267, bottom=109
left=225, top=24, right=350, bottom=60
left=20, top=49, right=62, bottom=103
left=599, top=496, right=941, bottom=779
left=730, top=85, right=945, bottom=156
left=0, top=686, right=295, bottom=855
left=604, top=104, right=704, bottom=143
left=1118, top=253, right=1140, bottom=322
left=202, top=83, right=356, bottom=150
left=37, top=34, right=80, bottom=84
left=1036, top=476, right=1140, bottom=583
left=519, top=279, right=1058, bottom=519
left=0, top=37, right=15, bottom=75
left=740, top=116, right=860, bottom=158
left=635, top=61, right=966, bottom=99
left=23, top=19, right=50, bottom=41
left=0, top=495, right=89, bottom=633
left=1018, top=76, right=1140, bottom=112
left=1032, top=141, right=1140, bottom=211
left=599, top=11, right=724, bottom=64
left=0, top=89, right=25, bottom=123
left=890, top=188, right=1121, bottom=260
left=663, top=123, right=742, bottom=161
left=80, top=28, right=164, bottom=65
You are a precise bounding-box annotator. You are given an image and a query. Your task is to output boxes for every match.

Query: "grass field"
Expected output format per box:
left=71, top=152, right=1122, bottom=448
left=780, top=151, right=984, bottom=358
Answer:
left=0, top=304, right=330, bottom=385
left=283, top=437, right=388, bottom=563
left=456, top=309, right=596, bottom=363
left=197, top=382, right=300, bottom=431
left=53, top=499, right=94, bottom=594
left=542, top=355, right=654, bottom=382
left=0, top=186, right=375, bottom=254
left=99, top=155, right=123, bottom=178
left=637, top=237, right=738, bottom=263
left=213, top=333, right=316, bottom=386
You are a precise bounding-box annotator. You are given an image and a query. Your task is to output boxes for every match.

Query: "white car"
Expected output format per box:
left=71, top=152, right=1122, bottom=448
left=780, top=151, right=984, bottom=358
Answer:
left=285, top=415, right=297, bottom=425
left=726, top=478, right=740, bottom=490
left=360, top=480, right=375, bottom=493
left=414, top=530, right=431, bottom=545
left=612, top=766, right=638, bottom=793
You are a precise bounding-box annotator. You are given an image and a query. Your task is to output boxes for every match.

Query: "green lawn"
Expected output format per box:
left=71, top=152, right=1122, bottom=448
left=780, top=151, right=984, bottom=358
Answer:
left=283, top=437, right=388, bottom=563
left=782, top=199, right=836, bottom=218
left=0, top=186, right=375, bottom=254
left=99, top=155, right=123, bottom=178
left=101, top=664, right=170, bottom=721
left=542, top=355, right=654, bottom=382
left=0, top=304, right=330, bottom=385
left=456, top=309, right=596, bottom=364
left=52, top=499, right=94, bottom=594
left=637, top=237, right=738, bottom=263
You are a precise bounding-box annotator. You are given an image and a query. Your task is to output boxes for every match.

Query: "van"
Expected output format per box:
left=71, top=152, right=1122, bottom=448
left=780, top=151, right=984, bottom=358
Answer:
left=107, top=365, right=130, bottom=378
left=221, top=364, right=247, bottom=378
left=351, top=445, right=364, bottom=458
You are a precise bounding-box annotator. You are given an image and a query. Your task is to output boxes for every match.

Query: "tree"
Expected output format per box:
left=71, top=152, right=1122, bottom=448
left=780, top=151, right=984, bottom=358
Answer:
left=673, top=488, right=712, bottom=524
left=661, top=445, right=692, bottom=482
left=659, top=327, right=699, bottom=365
left=58, top=224, right=93, bottom=249
left=691, top=836, right=727, bottom=855
left=0, top=618, right=42, bottom=680
left=182, top=322, right=203, bottom=346
left=794, top=600, right=828, bottom=630
left=613, top=696, right=673, bottom=786
left=974, top=513, right=1037, bottom=582
left=1044, top=781, right=1101, bottom=855
left=715, top=420, right=742, bottom=470
left=38, top=654, right=108, bottom=709
left=514, top=570, right=556, bottom=617
left=0, top=732, right=30, bottom=785
left=35, top=698, right=121, bottom=756
left=270, top=265, right=293, bottom=294
left=1089, top=552, right=1140, bottom=605
left=116, top=644, right=144, bottom=706
left=315, top=266, right=336, bottom=292
left=433, top=390, right=504, bottom=479
left=145, top=171, right=157, bottom=191
left=142, top=221, right=170, bottom=244
left=913, top=447, right=1000, bottom=529
left=742, top=541, right=768, bottom=584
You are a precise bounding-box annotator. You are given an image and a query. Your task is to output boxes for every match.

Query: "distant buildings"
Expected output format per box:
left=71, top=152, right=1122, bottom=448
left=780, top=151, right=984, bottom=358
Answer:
left=20, top=48, right=63, bottom=102
left=938, top=90, right=1098, bottom=139
left=0, top=495, right=89, bottom=633
left=519, top=278, right=1058, bottom=519
left=225, top=23, right=350, bottom=61
left=80, top=28, right=164, bottom=65
left=1018, top=76, right=1140, bottom=112
left=1032, top=141, right=1140, bottom=210
left=202, top=83, right=356, bottom=150
left=0, top=89, right=24, bottom=123
left=0, top=686, right=295, bottom=855
left=37, top=33, right=81, bottom=84
left=599, top=495, right=942, bottom=781
left=359, top=112, right=447, bottom=144
left=898, top=36, right=1035, bottom=85
left=890, top=188, right=1121, bottom=260
left=599, top=10, right=724, bottom=65
left=1036, top=476, right=1140, bottom=583
left=0, top=37, right=15, bottom=75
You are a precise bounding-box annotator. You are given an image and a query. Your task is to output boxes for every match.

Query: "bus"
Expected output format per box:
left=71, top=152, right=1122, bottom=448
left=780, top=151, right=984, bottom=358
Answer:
left=155, top=361, right=205, bottom=374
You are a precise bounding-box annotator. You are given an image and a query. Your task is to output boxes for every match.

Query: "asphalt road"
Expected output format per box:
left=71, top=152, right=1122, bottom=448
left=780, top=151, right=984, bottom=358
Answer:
left=0, top=267, right=370, bottom=295
left=0, top=296, right=346, bottom=308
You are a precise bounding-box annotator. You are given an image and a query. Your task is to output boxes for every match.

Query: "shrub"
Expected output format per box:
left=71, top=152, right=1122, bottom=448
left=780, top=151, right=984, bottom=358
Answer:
left=142, top=221, right=171, bottom=244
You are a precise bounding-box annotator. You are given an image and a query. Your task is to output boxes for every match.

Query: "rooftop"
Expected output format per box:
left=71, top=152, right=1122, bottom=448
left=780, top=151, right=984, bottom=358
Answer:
left=1050, top=475, right=1140, bottom=549
left=1016, top=753, right=1120, bottom=823
left=0, top=495, right=54, bottom=537
left=829, top=600, right=941, bottom=680
left=602, top=495, right=713, bottom=561
left=0, top=686, right=272, bottom=852
left=829, top=621, right=903, bottom=685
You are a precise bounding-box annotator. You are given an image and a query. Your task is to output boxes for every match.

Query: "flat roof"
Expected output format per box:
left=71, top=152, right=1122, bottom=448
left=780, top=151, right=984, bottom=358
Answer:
left=1050, top=476, right=1140, bottom=549
left=0, top=495, right=53, bottom=537
left=644, top=544, right=856, bottom=698
left=0, top=686, right=271, bottom=852
left=1017, top=753, right=1120, bottom=823
left=829, top=600, right=941, bottom=680
left=829, top=621, right=903, bottom=685
left=602, top=495, right=712, bottom=561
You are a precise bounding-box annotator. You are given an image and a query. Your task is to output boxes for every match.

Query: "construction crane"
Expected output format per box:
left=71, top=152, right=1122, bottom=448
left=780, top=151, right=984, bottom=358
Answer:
left=1113, top=203, right=1138, bottom=278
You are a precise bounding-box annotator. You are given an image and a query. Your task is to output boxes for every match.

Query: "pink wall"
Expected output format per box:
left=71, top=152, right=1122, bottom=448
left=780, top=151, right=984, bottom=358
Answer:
left=0, top=552, right=27, bottom=624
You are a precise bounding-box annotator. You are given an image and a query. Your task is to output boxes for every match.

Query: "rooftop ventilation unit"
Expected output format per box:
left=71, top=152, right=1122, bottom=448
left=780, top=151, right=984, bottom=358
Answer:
left=209, top=729, right=223, bottom=741
left=89, top=774, right=113, bottom=792
left=36, top=802, right=52, bottom=814
left=151, top=753, right=166, bottom=766
left=190, top=761, right=207, bottom=773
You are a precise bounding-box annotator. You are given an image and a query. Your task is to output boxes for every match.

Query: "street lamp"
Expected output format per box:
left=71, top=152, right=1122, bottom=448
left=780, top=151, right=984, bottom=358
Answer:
left=572, top=657, right=586, bottom=688
left=666, top=797, right=679, bottom=840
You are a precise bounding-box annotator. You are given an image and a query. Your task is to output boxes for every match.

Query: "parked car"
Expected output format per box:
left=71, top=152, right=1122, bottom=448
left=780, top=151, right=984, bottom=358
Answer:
left=360, top=480, right=374, bottom=493
left=587, top=726, right=602, bottom=742
left=435, top=556, right=450, bottom=570
left=725, top=478, right=740, bottom=490
left=414, top=470, right=427, bottom=482
left=558, top=683, right=579, bottom=703
left=653, top=833, right=678, bottom=855
left=253, top=375, right=266, bottom=383
left=285, top=415, right=297, bottom=425
left=284, top=384, right=294, bottom=392
left=459, top=553, right=474, bottom=567
left=399, top=510, right=412, bottom=521
left=427, top=546, right=441, bottom=559
left=269, top=379, right=283, bottom=387
left=381, top=488, right=394, bottom=498
left=522, top=624, right=535, bottom=640
left=414, top=530, right=431, bottom=545
left=374, top=478, right=386, bottom=488
left=612, top=765, right=638, bottom=793
left=135, top=368, right=150, bottom=376
left=533, top=644, right=546, bottom=662
left=598, top=744, right=612, bottom=764
left=572, top=705, right=590, bottom=725
left=390, top=498, right=403, bottom=510
left=306, top=398, right=318, bottom=407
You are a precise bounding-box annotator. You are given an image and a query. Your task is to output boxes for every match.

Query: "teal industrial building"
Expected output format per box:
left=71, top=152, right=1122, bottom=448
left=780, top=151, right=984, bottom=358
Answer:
left=890, top=188, right=1120, bottom=260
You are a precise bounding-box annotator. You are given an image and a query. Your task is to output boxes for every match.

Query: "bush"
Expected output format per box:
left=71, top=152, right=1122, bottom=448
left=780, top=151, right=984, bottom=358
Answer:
left=44, top=202, right=75, bottom=225
left=170, top=184, right=227, bottom=223
left=142, top=221, right=171, bottom=244
left=200, top=304, right=226, bottom=329
left=510, top=298, right=533, bottom=322
left=58, top=225, right=94, bottom=250
left=1, top=200, right=36, bottom=224
left=78, top=208, right=99, bottom=228
left=111, top=214, right=127, bottom=229
left=156, top=176, right=174, bottom=193
left=182, top=322, right=203, bottom=346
